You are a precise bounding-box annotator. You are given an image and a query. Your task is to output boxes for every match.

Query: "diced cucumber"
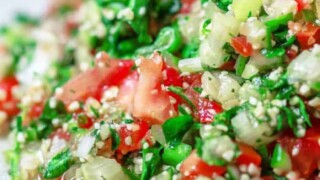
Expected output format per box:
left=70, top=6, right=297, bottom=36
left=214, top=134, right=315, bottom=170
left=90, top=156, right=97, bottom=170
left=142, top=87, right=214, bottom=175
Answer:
left=232, top=0, right=262, bottom=21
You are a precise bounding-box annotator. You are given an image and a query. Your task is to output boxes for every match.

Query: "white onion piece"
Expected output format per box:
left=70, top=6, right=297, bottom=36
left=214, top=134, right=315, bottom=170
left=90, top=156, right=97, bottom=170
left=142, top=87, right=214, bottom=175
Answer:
left=288, top=49, right=320, bottom=84
left=76, top=157, right=128, bottom=180
left=178, top=58, right=203, bottom=73
left=247, top=51, right=281, bottom=71
left=241, top=64, right=259, bottom=79
left=201, top=71, right=240, bottom=109
left=262, top=0, right=297, bottom=18
left=231, top=111, right=277, bottom=147
left=151, top=125, right=166, bottom=146
left=76, top=134, right=96, bottom=159
left=316, top=0, right=320, bottom=19
left=200, top=12, right=240, bottom=68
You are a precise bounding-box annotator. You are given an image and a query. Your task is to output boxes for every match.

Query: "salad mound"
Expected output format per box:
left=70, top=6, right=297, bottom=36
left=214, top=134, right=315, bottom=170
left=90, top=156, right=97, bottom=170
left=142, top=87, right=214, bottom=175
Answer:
left=1, top=0, right=320, bottom=179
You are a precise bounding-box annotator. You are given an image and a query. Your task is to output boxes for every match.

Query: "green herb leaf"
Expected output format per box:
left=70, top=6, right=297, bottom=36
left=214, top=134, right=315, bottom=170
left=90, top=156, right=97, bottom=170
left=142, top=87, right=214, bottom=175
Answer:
left=141, top=147, right=162, bottom=180
left=162, top=143, right=192, bottom=166
left=216, top=0, right=233, bottom=11
left=43, top=148, right=74, bottom=178
left=109, top=126, right=121, bottom=151
left=162, top=115, right=194, bottom=144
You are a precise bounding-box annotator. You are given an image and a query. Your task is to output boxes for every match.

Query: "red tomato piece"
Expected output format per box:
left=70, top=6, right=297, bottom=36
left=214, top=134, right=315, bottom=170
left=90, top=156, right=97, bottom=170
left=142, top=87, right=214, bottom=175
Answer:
left=0, top=76, right=20, bottom=116
left=236, top=142, right=262, bottom=166
left=220, top=61, right=236, bottom=71
left=117, top=71, right=139, bottom=113
left=56, top=52, right=134, bottom=105
left=49, top=128, right=71, bottom=141
left=163, top=65, right=183, bottom=110
left=28, top=103, right=44, bottom=120
left=278, top=127, right=320, bottom=177
left=197, top=98, right=223, bottom=124
left=286, top=48, right=298, bottom=61
left=296, top=0, right=309, bottom=12
left=296, top=23, right=320, bottom=50
left=77, top=114, right=94, bottom=129
left=133, top=53, right=176, bottom=124
left=180, top=151, right=226, bottom=180
left=185, top=75, right=223, bottom=123
left=180, top=0, right=196, bottom=14
left=117, top=120, right=149, bottom=154
left=231, top=36, right=253, bottom=57
left=163, top=65, right=183, bottom=87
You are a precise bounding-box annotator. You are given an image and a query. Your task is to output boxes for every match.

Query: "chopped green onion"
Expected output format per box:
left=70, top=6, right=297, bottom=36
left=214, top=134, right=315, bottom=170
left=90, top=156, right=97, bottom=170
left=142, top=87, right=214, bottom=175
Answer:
left=162, top=143, right=192, bottom=166
left=235, top=55, right=249, bottom=76
left=271, top=144, right=292, bottom=172
left=109, top=126, right=121, bottom=151
left=162, top=115, right=194, bottom=144
left=43, top=148, right=75, bottom=178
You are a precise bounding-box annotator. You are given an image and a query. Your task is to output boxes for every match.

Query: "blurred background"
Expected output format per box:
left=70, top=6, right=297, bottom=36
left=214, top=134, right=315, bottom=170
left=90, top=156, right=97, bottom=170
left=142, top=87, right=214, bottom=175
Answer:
left=0, top=1, right=49, bottom=179
left=0, top=0, right=49, bottom=26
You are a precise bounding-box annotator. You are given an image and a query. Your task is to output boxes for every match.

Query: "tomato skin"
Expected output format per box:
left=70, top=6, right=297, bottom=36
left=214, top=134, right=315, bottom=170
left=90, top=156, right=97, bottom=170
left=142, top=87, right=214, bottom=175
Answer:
left=180, top=0, right=195, bottom=14
left=117, top=120, right=149, bottom=154
left=236, top=143, right=262, bottom=166
left=133, top=53, right=176, bottom=124
left=278, top=127, right=320, bottom=177
left=295, top=23, right=320, bottom=50
left=180, top=151, right=226, bottom=180
left=231, top=36, right=253, bottom=57
left=185, top=75, right=223, bottom=123
left=56, top=53, right=134, bottom=105
left=0, top=76, right=20, bottom=116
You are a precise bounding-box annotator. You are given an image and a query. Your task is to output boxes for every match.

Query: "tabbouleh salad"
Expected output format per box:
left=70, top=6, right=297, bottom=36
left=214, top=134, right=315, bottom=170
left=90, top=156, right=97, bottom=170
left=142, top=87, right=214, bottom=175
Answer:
left=1, top=0, right=320, bottom=179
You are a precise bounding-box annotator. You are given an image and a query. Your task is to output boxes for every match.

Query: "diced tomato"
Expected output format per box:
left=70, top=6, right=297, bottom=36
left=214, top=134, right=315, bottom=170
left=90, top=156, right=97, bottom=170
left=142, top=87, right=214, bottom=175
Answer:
left=117, top=120, right=149, bottom=154
left=49, top=128, right=71, bottom=141
left=231, top=36, right=253, bottom=57
left=278, top=127, right=320, bottom=177
left=163, top=65, right=183, bottom=87
left=163, top=65, right=183, bottom=110
left=180, top=0, right=195, bottom=14
left=64, top=19, right=78, bottom=36
left=236, top=142, right=262, bottom=166
left=56, top=52, right=134, bottom=105
left=28, top=103, right=44, bottom=119
left=220, top=61, right=236, bottom=71
left=180, top=151, right=226, bottom=180
left=133, top=53, right=176, bottom=124
left=0, top=76, right=20, bottom=116
left=286, top=48, right=298, bottom=61
left=295, top=0, right=309, bottom=12
left=117, top=71, right=139, bottom=113
left=77, top=114, right=94, bottom=129
left=185, top=75, right=223, bottom=123
left=197, top=98, right=223, bottom=124
left=295, top=23, right=320, bottom=50
left=261, top=176, right=275, bottom=180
